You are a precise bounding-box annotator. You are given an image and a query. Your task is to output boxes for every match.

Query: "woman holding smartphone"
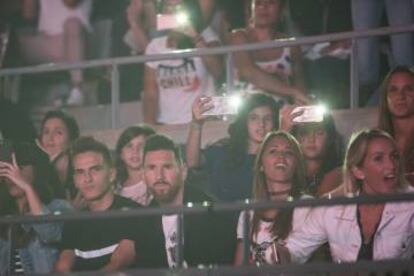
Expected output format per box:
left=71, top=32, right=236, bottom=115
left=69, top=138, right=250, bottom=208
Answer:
left=233, top=131, right=309, bottom=265
left=186, top=92, right=279, bottom=201
left=0, top=143, right=70, bottom=274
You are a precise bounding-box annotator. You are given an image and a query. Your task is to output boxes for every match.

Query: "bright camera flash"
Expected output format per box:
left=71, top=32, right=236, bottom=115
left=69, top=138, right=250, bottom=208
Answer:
left=316, top=104, right=327, bottom=115
left=175, top=12, right=189, bottom=26
left=229, top=95, right=242, bottom=110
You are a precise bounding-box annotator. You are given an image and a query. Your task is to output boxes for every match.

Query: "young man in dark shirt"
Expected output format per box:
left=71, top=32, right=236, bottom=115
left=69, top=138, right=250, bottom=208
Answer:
left=54, top=137, right=140, bottom=272
left=135, top=134, right=235, bottom=268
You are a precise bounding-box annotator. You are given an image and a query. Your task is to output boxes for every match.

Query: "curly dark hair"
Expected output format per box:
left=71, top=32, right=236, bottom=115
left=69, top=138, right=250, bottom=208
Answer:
left=224, top=92, right=280, bottom=168
left=40, top=110, right=80, bottom=142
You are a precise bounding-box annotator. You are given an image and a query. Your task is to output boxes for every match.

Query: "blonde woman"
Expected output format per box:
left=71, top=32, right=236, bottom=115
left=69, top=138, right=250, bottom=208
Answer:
left=234, top=131, right=310, bottom=265
left=287, top=129, right=414, bottom=263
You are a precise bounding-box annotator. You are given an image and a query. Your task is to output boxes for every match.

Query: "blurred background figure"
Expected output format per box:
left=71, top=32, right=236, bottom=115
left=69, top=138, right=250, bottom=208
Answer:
left=377, top=66, right=414, bottom=186
left=17, top=0, right=93, bottom=106
left=288, top=0, right=352, bottom=109
left=352, top=0, right=414, bottom=105
left=143, top=0, right=223, bottom=125
left=230, top=0, right=310, bottom=105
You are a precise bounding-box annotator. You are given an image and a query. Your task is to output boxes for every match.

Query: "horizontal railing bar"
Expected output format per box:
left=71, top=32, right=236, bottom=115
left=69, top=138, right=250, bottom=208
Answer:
left=1, top=192, right=413, bottom=225
left=47, top=259, right=414, bottom=275
left=0, top=24, right=413, bottom=77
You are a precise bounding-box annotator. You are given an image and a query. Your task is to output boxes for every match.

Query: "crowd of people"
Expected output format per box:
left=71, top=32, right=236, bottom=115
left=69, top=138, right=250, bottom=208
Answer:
left=0, top=63, right=413, bottom=273
left=0, top=0, right=413, bottom=274
left=1, top=0, right=412, bottom=109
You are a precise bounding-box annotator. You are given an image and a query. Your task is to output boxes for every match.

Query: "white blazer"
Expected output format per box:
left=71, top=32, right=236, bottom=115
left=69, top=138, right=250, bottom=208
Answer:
left=286, top=190, right=414, bottom=263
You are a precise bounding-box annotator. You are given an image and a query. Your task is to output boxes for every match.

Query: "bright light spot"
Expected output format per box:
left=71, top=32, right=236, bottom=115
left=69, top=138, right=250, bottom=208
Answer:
left=175, top=12, right=189, bottom=26
left=316, top=104, right=327, bottom=116
left=229, top=95, right=242, bottom=110
left=187, top=202, right=193, bottom=208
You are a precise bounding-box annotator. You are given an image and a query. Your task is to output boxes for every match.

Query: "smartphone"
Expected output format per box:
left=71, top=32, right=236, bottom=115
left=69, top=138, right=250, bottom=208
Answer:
left=291, top=105, right=326, bottom=123
left=201, top=96, right=240, bottom=116
left=0, top=140, right=13, bottom=163
left=156, top=12, right=188, bottom=31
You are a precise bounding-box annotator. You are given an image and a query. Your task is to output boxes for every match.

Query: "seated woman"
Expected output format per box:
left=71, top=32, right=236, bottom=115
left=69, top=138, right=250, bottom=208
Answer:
left=38, top=110, right=80, bottom=199
left=286, top=129, right=414, bottom=263
left=0, top=142, right=71, bottom=274
left=114, top=125, right=155, bottom=206
left=291, top=113, right=344, bottom=196
left=233, top=131, right=309, bottom=265
left=186, top=92, right=279, bottom=201
left=378, top=66, right=414, bottom=186
left=230, top=0, right=310, bottom=105
left=142, top=0, right=223, bottom=125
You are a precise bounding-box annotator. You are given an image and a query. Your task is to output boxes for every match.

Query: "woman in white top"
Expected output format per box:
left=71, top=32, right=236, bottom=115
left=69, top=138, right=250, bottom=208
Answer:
left=115, top=125, right=155, bottom=206
left=234, top=131, right=310, bottom=265
left=230, top=0, right=310, bottom=104
left=287, top=129, right=414, bottom=263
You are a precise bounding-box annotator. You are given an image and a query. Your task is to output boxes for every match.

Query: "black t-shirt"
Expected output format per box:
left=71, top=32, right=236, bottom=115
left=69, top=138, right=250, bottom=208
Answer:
left=60, top=195, right=142, bottom=271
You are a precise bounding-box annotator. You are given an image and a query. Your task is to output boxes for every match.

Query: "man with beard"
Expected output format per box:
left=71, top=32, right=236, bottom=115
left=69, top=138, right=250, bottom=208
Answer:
left=54, top=137, right=141, bottom=272
left=135, top=134, right=235, bottom=268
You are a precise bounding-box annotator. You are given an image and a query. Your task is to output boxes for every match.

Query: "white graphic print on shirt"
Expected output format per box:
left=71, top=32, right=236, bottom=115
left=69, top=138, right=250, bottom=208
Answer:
left=157, top=58, right=201, bottom=92
left=162, top=215, right=188, bottom=268
left=237, top=211, right=280, bottom=265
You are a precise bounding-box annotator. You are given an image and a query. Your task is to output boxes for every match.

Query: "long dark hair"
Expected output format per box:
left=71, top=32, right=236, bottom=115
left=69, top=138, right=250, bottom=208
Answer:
left=251, top=131, right=306, bottom=240
left=0, top=142, right=62, bottom=243
left=378, top=66, right=414, bottom=136
left=115, top=125, right=155, bottom=185
left=224, top=93, right=279, bottom=168
left=40, top=110, right=80, bottom=142
left=291, top=113, right=343, bottom=194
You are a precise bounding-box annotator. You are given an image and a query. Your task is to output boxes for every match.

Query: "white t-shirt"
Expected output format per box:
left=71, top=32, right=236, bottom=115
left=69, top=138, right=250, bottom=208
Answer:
left=161, top=215, right=188, bottom=268
left=237, top=205, right=310, bottom=265
left=145, top=27, right=219, bottom=124
left=38, top=0, right=92, bottom=35
left=117, top=180, right=152, bottom=206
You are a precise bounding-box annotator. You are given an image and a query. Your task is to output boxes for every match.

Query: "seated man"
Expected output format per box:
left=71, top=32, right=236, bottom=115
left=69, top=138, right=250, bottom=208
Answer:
left=135, top=134, right=235, bottom=268
left=54, top=137, right=141, bottom=272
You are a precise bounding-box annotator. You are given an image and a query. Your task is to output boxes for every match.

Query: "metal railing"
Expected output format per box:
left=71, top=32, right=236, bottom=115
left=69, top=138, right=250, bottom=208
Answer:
left=1, top=24, right=414, bottom=128
left=1, top=192, right=414, bottom=274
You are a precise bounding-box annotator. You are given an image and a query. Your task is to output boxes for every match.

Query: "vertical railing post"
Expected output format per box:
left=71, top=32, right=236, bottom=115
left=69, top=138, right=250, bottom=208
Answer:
left=7, top=224, right=13, bottom=275
left=110, top=64, right=120, bottom=129
left=176, top=212, right=184, bottom=268
left=242, top=203, right=250, bottom=265
left=226, top=53, right=234, bottom=93
left=350, top=38, right=359, bottom=109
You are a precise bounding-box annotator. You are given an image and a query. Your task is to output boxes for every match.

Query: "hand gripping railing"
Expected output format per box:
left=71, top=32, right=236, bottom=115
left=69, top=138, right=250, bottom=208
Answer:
left=1, top=192, right=414, bottom=275
left=1, top=24, right=414, bottom=128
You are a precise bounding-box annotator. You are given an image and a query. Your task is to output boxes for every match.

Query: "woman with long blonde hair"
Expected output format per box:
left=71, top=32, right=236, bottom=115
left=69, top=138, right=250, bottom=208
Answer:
left=234, top=131, right=309, bottom=265
left=286, top=129, right=414, bottom=264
